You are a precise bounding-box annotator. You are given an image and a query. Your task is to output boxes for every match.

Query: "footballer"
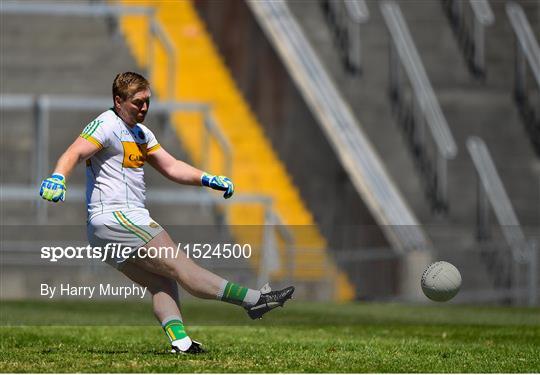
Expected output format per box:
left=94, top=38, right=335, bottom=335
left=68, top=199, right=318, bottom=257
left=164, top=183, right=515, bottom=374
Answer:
left=39, top=72, right=295, bottom=354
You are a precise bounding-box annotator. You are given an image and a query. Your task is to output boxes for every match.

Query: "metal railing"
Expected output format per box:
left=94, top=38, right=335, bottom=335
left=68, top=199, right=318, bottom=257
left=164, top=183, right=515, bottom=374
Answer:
left=467, top=136, right=538, bottom=306
left=507, top=1, right=540, bottom=156
left=0, top=94, right=297, bottom=285
left=381, top=0, right=458, bottom=213
left=442, top=0, right=495, bottom=78
left=0, top=185, right=295, bottom=285
left=248, top=0, right=431, bottom=254
left=0, top=94, right=232, bottom=214
left=0, top=1, right=176, bottom=99
left=320, top=0, right=369, bottom=74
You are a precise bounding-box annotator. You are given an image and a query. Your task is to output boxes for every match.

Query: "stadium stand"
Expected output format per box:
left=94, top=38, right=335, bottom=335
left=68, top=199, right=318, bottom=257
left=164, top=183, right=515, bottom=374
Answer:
left=290, top=0, right=540, bottom=303
left=1, top=0, right=538, bottom=304
left=194, top=0, right=539, bottom=303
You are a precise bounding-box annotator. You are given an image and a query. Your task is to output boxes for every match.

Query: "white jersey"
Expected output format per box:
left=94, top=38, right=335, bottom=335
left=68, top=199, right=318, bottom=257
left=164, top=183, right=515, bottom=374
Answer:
left=80, top=109, right=161, bottom=220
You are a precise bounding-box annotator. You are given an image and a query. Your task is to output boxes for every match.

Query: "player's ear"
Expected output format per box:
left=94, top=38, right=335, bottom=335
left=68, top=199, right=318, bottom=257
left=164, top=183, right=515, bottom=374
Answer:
left=114, top=95, right=123, bottom=109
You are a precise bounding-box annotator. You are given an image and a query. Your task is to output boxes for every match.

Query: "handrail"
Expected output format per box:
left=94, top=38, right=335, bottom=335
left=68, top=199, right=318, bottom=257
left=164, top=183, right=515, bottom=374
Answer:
left=320, top=0, right=369, bottom=74
left=149, top=18, right=177, bottom=99
left=0, top=1, right=177, bottom=100
left=203, top=111, right=234, bottom=178
left=1, top=92, right=292, bottom=283
left=381, top=1, right=457, bottom=160
left=470, top=0, right=494, bottom=77
left=345, top=0, right=368, bottom=74
left=0, top=1, right=153, bottom=16
left=22, top=96, right=207, bottom=112
left=344, top=0, right=369, bottom=23
left=442, top=0, right=494, bottom=77
left=0, top=94, right=35, bottom=109
left=248, top=0, right=431, bottom=253
left=467, top=136, right=538, bottom=305
left=466, top=136, right=528, bottom=262
left=0, top=94, right=233, bottom=203
left=506, top=1, right=540, bottom=92
left=381, top=1, right=457, bottom=211
left=470, top=0, right=494, bottom=26
left=1, top=183, right=294, bottom=285
left=0, top=185, right=271, bottom=206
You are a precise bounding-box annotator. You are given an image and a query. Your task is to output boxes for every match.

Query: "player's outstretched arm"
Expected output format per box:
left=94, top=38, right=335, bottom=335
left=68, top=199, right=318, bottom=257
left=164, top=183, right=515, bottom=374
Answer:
left=147, top=147, right=234, bottom=199
left=39, top=137, right=100, bottom=202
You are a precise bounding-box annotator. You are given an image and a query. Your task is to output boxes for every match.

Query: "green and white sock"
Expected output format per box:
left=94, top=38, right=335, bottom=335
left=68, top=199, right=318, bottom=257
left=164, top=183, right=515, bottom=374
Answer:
left=162, top=315, right=192, bottom=351
left=217, top=280, right=261, bottom=307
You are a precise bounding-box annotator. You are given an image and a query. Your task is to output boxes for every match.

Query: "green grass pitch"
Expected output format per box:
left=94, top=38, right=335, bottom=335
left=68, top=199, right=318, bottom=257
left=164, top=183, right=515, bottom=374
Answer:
left=1, top=300, right=539, bottom=372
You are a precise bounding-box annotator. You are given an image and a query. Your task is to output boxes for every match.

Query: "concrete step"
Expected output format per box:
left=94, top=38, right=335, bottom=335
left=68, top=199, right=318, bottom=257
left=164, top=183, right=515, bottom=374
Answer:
left=1, top=14, right=139, bottom=96
left=286, top=0, right=435, bottom=222
left=0, top=110, right=35, bottom=184
left=483, top=0, right=539, bottom=89
left=400, top=0, right=473, bottom=89
left=287, top=0, right=539, bottom=233
left=400, top=1, right=539, bottom=89
left=384, top=1, right=539, bottom=226
left=439, top=89, right=540, bottom=227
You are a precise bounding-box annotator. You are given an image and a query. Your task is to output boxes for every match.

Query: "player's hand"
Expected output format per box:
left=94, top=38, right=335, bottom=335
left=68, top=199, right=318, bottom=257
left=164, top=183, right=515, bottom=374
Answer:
left=39, top=173, right=67, bottom=202
left=201, top=173, right=234, bottom=199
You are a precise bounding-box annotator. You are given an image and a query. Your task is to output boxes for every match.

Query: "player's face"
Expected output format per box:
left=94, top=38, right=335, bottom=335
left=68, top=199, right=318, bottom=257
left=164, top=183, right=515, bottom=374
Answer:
left=116, top=88, right=151, bottom=126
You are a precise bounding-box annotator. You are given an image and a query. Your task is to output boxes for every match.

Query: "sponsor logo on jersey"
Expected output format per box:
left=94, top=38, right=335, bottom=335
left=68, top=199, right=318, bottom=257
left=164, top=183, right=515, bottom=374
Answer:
left=122, top=141, right=148, bottom=168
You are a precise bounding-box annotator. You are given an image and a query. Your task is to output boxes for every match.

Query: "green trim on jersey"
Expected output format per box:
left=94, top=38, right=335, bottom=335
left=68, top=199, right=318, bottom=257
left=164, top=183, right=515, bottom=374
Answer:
left=81, top=119, right=103, bottom=138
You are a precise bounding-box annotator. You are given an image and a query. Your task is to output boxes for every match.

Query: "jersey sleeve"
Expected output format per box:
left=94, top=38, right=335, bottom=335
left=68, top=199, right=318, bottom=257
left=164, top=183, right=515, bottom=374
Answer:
left=145, top=127, right=161, bottom=154
left=80, top=118, right=110, bottom=150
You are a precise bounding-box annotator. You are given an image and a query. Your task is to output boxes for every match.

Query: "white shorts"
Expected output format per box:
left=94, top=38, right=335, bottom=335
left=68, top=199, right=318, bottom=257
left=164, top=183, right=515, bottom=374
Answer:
left=87, top=208, right=164, bottom=269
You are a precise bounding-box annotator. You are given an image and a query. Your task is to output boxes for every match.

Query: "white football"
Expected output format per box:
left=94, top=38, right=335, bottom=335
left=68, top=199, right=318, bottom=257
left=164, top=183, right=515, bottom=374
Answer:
left=421, top=261, right=461, bottom=302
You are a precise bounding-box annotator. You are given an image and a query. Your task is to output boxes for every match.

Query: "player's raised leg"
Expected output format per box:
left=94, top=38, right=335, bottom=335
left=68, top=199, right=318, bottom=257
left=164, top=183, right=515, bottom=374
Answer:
left=131, top=230, right=295, bottom=319
left=119, top=261, right=203, bottom=354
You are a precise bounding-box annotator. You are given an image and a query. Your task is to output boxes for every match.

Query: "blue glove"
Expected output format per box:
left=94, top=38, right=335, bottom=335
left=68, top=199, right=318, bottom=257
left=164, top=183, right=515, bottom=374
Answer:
left=201, top=173, right=234, bottom=199
left=39, top=173, right=66, bottom=202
